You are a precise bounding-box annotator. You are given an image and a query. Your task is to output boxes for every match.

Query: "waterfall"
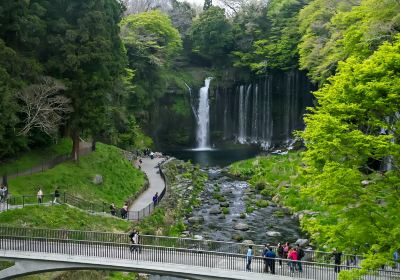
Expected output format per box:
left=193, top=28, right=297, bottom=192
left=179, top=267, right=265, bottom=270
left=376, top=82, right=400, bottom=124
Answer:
left=196, top=77, right=213, bottom=150
left=251, top=84, right=259, bottom=141
left=238, top=85, right=245, bottom=143
left=211, top=71, right=313, bottom=150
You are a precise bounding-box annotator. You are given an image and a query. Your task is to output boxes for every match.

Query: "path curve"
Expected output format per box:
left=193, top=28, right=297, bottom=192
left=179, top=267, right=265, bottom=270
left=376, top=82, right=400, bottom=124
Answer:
left=129, top=157, right=165, bottom=212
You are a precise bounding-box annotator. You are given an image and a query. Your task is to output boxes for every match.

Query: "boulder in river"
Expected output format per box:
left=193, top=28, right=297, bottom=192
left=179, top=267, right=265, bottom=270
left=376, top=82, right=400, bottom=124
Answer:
left=194, top=235, right=203, bottom=240
left=242, top=240, right=254, bottom=245
left=209, top=206, right=222, bottom=215
left=295, top=239, right=309, bottom=247
left=266, top=231, right=282, bottom=237
left=188, top=216, right=205, bottom=224
left=233, top=222, right=250, bottom=231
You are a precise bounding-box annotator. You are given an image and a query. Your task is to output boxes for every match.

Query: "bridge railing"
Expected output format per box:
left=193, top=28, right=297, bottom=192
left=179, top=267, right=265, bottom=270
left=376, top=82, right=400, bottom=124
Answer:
left=1, top=234, right=399, bottom=280
left=0, top=226, right=363, bottom=268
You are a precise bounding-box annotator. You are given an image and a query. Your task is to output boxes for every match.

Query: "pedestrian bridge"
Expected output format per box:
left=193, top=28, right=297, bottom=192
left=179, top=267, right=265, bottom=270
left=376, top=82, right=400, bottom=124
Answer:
left=0, top=227, right=397, bottom=280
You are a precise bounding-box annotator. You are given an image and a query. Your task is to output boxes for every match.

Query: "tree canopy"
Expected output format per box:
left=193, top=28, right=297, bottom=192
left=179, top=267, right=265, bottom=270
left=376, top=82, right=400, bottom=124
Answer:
left=300, top=36, right=400, bottom=272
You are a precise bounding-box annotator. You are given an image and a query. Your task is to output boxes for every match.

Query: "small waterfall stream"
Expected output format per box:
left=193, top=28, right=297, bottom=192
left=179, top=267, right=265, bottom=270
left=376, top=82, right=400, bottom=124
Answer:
left=196, top=77, right=212, bottom=150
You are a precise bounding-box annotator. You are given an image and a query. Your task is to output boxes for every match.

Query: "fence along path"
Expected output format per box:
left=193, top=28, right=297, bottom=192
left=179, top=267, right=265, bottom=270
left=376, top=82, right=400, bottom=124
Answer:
left=2, top=141, right=93, bottom=181
left=0, top=227, right=399, bottom=280
left=0, top=153, right=168, bottom=221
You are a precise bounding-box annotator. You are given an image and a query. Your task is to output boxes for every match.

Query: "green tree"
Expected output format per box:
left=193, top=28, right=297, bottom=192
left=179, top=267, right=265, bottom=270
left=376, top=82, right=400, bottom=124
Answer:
left=299, top=37, right=400, bottom=272
left=120, top=10, right=182, bottom=110
left=298, top=0, right=400, bottom=84
left=232, top=0, right=309, bottom=73
left=37, top=0, right=127, bottom=160
left=189, top=6, right=233, bottom=65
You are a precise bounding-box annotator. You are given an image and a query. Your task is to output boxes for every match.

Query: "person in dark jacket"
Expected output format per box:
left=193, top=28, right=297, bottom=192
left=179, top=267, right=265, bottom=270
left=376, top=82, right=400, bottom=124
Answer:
left=332, top=248, right=342, bottom=273
left=277, top=243, right=284, bottom=267
left=264, top=246, right=276, bottom=274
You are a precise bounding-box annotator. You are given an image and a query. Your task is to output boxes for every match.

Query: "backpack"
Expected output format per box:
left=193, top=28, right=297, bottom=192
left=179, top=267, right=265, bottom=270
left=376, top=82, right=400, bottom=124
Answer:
left=298, top=248, right=305, bottom=259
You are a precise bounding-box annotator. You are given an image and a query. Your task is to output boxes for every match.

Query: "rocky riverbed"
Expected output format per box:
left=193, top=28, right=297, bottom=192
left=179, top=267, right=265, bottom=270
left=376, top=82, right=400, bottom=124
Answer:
left=184, top=167, right=304, bottom=245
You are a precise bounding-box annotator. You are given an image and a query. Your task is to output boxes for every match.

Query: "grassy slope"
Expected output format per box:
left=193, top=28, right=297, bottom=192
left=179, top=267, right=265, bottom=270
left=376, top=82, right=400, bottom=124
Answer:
left=0, top=139, right=72, bottom=176
left=0, top=205, right=131, bottom=231
left=229, top=152, right=312, bottom=210
left=8, top=143, right=145, bottom=206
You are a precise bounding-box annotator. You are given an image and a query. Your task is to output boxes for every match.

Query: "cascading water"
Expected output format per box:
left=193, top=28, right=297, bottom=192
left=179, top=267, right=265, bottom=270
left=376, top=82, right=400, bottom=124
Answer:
left=211, top=71, right=313, bottom=149
left=196, top=77, right=213, bottom=150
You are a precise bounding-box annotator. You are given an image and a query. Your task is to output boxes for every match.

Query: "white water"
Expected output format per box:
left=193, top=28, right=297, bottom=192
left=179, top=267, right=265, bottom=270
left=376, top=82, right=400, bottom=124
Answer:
left=196, top=77, right=213, bottom=150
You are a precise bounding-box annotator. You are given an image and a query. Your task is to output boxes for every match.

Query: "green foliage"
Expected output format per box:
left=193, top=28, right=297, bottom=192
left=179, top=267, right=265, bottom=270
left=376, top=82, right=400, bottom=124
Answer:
left=8, top=143, right=145, bottom=205
left=222, top=207, right=230, bottom=214
left=255, top=199, right=269, bottom=208
left=189, top=6, right=233, bottom=65
left=121, top=10, right=182, bottom=69
left=298, top=0, right=400, bottom=84
left=0, top=205, right=131, bottom=231
left=245, top=205, right=255, bottom=214
left=299, top=37, right=400, bottom=270
left=232, top=0, right=309, bottom=73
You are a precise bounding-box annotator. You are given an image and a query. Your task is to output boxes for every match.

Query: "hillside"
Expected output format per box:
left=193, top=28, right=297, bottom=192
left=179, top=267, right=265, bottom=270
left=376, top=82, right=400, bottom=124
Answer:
left=7, top=143, right=145, bottom=206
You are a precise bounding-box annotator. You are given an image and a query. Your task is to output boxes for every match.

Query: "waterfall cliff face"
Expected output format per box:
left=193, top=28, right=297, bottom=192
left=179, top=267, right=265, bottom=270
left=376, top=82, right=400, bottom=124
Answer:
left=212, top=71, right=313, bottom=149
left=196, top=77, right=212, bottom=149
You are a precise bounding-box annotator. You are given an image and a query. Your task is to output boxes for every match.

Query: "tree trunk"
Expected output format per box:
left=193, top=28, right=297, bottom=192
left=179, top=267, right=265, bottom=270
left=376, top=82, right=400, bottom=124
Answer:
left=71, top=130, right=80, bottom=162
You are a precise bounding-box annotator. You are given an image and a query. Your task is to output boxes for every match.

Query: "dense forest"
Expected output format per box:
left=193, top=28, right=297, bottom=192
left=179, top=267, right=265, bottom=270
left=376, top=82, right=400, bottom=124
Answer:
left=1, top=0, right=399, bottom=277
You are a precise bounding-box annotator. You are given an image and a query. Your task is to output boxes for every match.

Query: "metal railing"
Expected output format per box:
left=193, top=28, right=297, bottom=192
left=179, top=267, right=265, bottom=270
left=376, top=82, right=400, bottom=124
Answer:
left=125, top=163, right=167, bottom=221
left=0, top=228, right=399, bottom=279
left=0, top=226, right=384, bottom=273
left=0, top=192, right=108, bottom=213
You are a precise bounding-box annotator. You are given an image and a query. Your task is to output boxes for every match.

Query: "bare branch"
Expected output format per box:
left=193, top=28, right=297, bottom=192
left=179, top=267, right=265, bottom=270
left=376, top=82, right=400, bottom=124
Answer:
left=17, top=76, right=73, bottom=137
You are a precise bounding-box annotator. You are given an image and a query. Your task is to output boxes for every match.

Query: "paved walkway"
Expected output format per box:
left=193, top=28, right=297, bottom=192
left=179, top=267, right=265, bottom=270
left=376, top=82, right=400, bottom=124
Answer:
left=129, top=157, right=166, bottom=212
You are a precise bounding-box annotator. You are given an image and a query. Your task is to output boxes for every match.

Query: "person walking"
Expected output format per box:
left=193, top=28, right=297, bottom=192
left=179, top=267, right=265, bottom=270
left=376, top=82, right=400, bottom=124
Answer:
left=296, top=245, right=304, bottom=272
left=277, top=243, right=284, bottom=267
left=152, top=192, right=159, bottom=206
left=394, top=249, right=400, bottom=269
left=246, top=245, right=253, bottom=271
left=121, top=203, right=128, bottom=219
left=287, top=247, right=298, bottom=273
left=265, top=246, right=276, bottom=274
left=110, top=203, right=116, bottom=216
left=263, top=244, right=269, bottom=272
left=53, top=187, right=60, bottom=204
left=129, top=229, right=138, bottom=252
left=37, top=188, right=43, bottom=204
left=0, top=185, right=4, bottom=203
left=332, top=248, right=342, bottom=273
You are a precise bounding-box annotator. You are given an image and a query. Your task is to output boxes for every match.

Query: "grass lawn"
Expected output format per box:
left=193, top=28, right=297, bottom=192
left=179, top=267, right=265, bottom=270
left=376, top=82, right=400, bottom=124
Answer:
left=0, top=138, right=72, bottom=176
left=0, top=204, right=131, bottom=232
left=7, top=143, right=146, bottom=206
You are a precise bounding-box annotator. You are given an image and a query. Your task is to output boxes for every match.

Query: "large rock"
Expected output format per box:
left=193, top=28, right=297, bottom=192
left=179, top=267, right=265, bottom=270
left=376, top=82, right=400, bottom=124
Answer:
left=209, top=206, right=222, bottom=215
left=233, top=222, right=250, bottom=231
left=266, top=231, right=282, bottom=237
left=92, top=174, right=103, bottom=185
left=242, top=240, right=254, bottom=245
left=220, top=201, right=229, bottom=207
left=194, top=235, right=203, bottom=240
left=188, top=216, right=204, bottom=224
left=295, top=239, right=309, bottom=247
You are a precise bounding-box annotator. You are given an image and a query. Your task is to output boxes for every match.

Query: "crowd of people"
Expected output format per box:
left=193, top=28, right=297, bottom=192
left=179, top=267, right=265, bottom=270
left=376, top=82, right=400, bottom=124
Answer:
left=245, top=242, right=345, bottom=274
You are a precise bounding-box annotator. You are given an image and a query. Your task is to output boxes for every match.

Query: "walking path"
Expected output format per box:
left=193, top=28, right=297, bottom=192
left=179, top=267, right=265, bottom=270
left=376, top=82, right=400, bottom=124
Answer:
left=129, top=157, right=166, bottom=211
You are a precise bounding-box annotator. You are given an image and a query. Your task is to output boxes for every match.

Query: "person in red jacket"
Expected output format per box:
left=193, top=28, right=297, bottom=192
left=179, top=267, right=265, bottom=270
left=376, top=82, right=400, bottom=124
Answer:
left=287, top=247, right=298, bottom=273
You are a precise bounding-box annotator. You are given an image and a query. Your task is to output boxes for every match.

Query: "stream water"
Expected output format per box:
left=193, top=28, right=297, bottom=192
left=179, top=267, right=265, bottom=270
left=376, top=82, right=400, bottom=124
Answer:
left=150, top=150, right=303, bottom=280
left=187, top=167, right=303, bottom=245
